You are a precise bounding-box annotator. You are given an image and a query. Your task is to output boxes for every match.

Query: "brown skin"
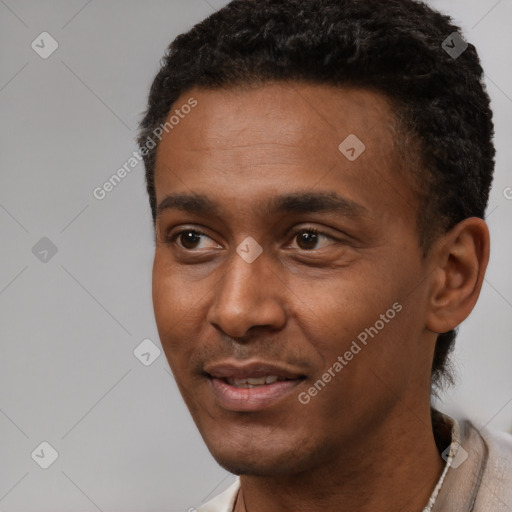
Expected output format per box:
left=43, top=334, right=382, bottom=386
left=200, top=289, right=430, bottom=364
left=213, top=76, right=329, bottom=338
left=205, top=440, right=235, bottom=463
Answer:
left=152, top=83, right=489, bottom=511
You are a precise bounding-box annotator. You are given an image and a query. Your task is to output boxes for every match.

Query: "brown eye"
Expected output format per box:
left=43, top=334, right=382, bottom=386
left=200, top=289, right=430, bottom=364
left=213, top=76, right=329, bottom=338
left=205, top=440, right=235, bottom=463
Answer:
left=291, top=228, right=336, bottom=251
left=296, top=231, right=319, bottom=250
left=167, top=228, right=221, bottom=251
left=178, top=230, right=203, bottom=249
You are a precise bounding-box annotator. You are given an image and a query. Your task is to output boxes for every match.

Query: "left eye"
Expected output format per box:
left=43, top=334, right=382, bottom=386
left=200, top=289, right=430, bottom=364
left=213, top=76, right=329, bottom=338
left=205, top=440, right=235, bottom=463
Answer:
left=290, top=229, right=336, bottom=250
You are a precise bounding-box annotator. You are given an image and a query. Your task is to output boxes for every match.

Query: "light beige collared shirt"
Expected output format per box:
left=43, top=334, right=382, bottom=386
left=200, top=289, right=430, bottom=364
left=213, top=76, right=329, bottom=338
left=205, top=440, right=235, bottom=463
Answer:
left=197, top=413, right=512, bottom=511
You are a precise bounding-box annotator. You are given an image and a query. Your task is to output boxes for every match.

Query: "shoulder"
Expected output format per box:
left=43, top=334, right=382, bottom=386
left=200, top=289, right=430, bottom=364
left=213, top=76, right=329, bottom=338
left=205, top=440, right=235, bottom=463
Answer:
left=479, top=423, right=512, bottom=482
left=463, top=420, right=512, bottom=510
left=197, top=478, right=240, bottom=512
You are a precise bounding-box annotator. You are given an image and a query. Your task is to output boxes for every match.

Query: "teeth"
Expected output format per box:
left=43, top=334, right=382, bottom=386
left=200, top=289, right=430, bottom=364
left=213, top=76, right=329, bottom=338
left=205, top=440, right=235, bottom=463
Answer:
left=226, top=376, right=282, bottom=388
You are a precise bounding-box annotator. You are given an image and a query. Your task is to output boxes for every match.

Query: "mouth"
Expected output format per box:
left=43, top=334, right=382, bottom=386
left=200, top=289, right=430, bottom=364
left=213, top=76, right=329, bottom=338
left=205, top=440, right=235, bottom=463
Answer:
left=222, top=375, right=299, bottom=388
left=203, top=361, right=307, bottom=411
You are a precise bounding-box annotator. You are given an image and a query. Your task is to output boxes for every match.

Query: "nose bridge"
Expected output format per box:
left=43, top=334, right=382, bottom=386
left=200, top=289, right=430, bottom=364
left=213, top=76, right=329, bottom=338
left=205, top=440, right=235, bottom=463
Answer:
left=207, top=247, right=286, bottom=338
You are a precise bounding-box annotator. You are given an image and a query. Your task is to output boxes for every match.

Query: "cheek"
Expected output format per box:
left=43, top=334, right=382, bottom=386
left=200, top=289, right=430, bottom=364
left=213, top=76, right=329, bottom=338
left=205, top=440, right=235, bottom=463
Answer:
left=292, top=268, right=396, bottom=343
left=151, top=253, right=206, bottom=360
left=290, top=262, right=417, bottom=387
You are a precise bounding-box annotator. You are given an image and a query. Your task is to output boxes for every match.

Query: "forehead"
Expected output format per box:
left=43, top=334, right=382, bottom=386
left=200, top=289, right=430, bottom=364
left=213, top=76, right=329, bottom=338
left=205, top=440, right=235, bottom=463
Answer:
left=154, top=82, right=413, bottom=223
left=157, top=82, right=396, bottom=157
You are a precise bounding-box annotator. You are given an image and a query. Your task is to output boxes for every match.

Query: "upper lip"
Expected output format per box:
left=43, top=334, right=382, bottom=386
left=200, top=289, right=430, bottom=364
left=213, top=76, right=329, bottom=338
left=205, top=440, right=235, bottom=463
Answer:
left=204, top=360, right=306, bottom=380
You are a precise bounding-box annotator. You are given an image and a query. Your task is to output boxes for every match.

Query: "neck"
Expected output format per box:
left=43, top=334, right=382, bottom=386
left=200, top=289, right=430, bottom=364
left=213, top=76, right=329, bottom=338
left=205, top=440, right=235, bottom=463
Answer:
left=236, top=404, right=445, bottom=512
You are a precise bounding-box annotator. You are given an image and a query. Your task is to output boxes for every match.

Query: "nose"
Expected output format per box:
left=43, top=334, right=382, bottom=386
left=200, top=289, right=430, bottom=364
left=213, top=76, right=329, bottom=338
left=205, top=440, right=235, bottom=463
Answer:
left=206, top=249, right=287, bottom=339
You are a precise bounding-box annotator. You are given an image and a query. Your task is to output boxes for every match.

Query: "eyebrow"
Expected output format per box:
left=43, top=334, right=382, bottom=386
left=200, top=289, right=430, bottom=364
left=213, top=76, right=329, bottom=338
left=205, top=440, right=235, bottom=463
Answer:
left=156, top=191, right=367, bottom=219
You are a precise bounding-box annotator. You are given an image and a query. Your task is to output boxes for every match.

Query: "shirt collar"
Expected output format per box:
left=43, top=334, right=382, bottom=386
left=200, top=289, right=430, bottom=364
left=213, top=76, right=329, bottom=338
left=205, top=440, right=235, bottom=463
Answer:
left=423, top=411, right=461, bottom=512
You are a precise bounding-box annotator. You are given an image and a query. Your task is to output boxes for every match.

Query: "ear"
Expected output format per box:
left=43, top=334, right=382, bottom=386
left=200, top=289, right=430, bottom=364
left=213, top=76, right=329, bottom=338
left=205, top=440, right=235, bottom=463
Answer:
left=425, top=217, right=490, bottom=334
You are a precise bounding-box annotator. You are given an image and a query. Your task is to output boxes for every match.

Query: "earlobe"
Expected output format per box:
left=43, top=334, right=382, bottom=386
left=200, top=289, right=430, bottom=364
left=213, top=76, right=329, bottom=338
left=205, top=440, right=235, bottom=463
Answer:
left=425, top=218, right=490, bottom=334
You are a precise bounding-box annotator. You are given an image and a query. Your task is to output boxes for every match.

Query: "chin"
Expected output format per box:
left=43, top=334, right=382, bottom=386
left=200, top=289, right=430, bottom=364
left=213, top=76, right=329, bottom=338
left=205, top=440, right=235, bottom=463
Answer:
left=211, top=450, right=301, bottom=477
left=202, top=430, right=323, bottom=477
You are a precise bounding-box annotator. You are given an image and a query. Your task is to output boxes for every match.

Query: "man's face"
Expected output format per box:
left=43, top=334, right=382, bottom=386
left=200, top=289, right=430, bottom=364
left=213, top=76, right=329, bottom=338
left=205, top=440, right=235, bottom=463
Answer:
left=152, top=83, right=436, bottom=476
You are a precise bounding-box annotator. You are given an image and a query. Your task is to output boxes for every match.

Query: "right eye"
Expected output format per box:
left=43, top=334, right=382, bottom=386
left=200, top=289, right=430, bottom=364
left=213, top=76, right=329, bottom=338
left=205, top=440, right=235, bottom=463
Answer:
left=166, top=229, right=220, bottom=251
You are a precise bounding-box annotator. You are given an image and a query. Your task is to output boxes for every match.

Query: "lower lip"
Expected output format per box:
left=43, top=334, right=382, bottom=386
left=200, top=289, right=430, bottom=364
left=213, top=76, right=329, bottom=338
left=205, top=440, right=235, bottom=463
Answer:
left=208, top=377, right=303, bottom=411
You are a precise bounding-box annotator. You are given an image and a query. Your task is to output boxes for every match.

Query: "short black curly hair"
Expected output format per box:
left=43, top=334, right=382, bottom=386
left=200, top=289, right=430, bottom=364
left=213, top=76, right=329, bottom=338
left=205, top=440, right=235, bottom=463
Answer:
left=137, top=0, right=495, bottom=391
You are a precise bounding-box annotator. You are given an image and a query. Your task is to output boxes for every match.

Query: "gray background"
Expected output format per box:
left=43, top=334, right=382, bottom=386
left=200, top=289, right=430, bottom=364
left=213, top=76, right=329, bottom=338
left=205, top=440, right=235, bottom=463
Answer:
left=1, top=0, right=511, bottom=510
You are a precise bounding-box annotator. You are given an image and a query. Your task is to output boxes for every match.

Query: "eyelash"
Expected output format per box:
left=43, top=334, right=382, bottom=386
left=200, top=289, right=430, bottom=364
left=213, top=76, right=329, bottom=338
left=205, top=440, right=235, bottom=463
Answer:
left=165, top=226, right=336, bottom=250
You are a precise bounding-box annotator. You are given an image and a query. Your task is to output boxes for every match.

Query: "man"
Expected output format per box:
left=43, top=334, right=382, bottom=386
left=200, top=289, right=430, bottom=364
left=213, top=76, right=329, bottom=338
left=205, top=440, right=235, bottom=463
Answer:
left=137, top=0, right=512, bottom=510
